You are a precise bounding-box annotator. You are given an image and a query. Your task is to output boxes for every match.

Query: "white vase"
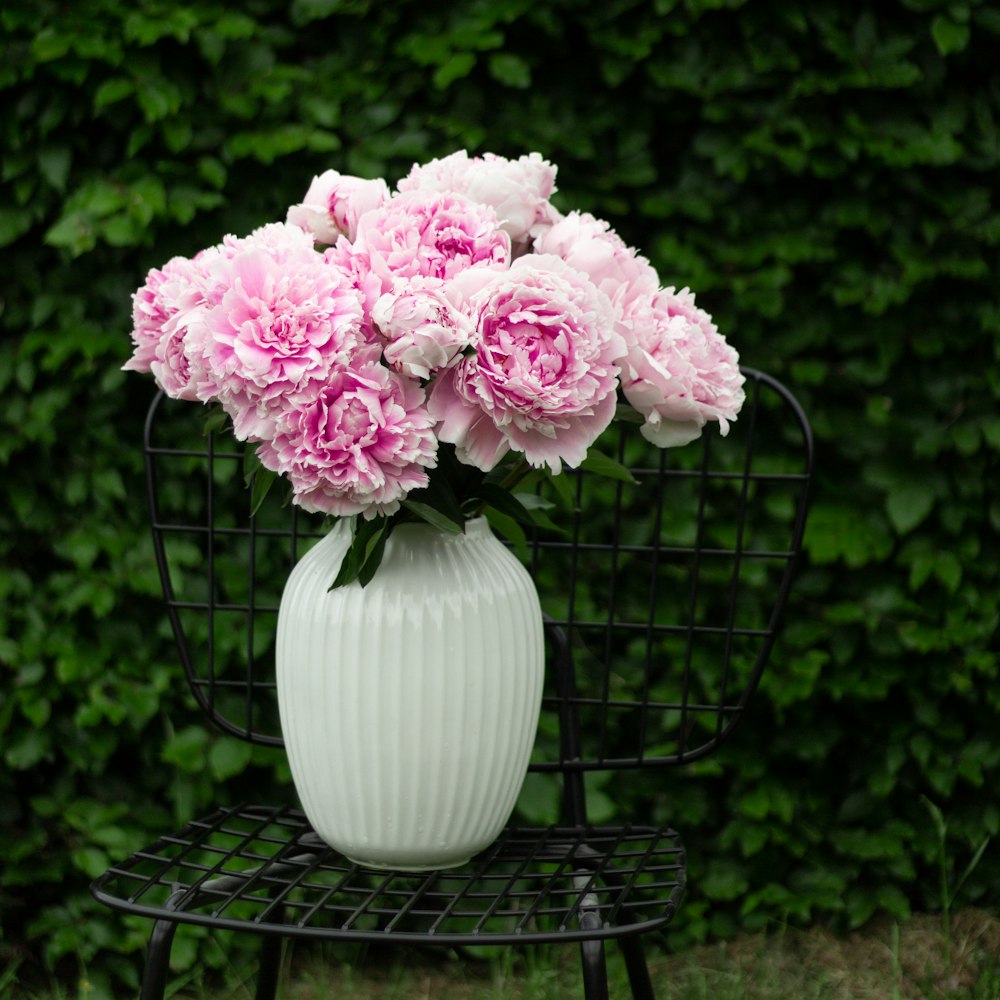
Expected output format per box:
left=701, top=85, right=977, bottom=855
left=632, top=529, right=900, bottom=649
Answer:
left=275, top=516, right=545, bottom=871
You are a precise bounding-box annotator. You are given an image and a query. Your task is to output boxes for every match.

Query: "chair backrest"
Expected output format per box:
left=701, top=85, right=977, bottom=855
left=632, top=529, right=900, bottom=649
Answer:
left=144, top=367, right=812, bottom=813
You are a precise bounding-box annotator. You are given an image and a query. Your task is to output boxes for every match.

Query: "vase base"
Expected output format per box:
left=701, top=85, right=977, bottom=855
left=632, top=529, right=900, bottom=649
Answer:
left=344, top=853, right=471, bottom=873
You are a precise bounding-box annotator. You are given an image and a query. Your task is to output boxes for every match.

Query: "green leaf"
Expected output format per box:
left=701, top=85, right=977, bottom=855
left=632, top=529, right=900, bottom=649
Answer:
left=0, top=207, right=33, bottom=248
left=404, top=465, right=466, bottom=528
left=43, top=213, right=95, bottom=256
left=290, top=0, right=355, bottom=26
left=38, top=146, right=71, bottom=192
left=511, top=493, right=555, bottom=512
left=806, top=503, right=893, bottom=567
left=31, top=28, right=72, bottom=62
left=249, top=465, right=277, bottom=516
left=161, top=726, right=208, bottom=773
left=93, top=77, right=133, bottom=112
left=931, top=16, right=971, bottom=55
left=215, top=12, right=257, bottom=38
left=473, top=483, right=537, bottom=526
left=515, top=772, right=561, bottom=824
left=934, top=550, right=962, bottom=593
left=885, top=485, right=935, bottom=534
left=243, top=445, right=260, bottom=486
left=614, top=403, right=645, bottom=425
left=401, top=501, right=465, bottom=533
left=484, top=508, right=529, bottom=563
left=433, top=52, right=476, bottom=89
left=71, top=846, right=111, bottom=880
left=512, top=492, right=565, bottom=535
left=579, top=448, right=638, bottom=485
left=329, top=520, right=364, bottom=589
left=198, top=156, right=228, bottom=190
left=329, top=518, right=389, bottom=589
left=203, top=407, right=230, bottom=436
left=356, top=525, right=389, bottom=587
left=4, top=729, right=49, bottom=770
left=208, top=737, right=253, bottom=781
left=488, top=53, right=531, bottom=88
left=701, top=862, right=751, bottom=901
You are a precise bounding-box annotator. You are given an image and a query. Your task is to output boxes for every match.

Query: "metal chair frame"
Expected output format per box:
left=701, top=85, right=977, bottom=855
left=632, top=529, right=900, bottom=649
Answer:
left=91, top=367, right=812, bottom=1000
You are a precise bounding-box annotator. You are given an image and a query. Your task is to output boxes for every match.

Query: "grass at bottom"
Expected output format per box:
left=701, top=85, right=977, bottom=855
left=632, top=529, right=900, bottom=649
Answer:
left=167, top=908, right=1000, bottom=1000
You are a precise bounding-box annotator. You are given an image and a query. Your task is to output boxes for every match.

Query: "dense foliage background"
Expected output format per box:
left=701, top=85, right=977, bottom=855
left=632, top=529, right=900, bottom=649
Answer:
left=1, top=0, right=998, bottom=993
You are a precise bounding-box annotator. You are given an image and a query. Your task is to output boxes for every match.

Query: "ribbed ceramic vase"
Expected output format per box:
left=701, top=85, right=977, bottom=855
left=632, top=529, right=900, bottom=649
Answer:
left=275, top=517, right=545, bottom=871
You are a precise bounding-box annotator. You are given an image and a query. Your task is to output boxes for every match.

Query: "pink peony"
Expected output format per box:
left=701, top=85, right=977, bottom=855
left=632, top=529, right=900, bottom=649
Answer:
left=286, top=169, right=391, bottom=244
left=621, top=287, right=745, bottom=447
left=532, top=211, right=660, bottom=344
left=148, top=312, right=209, bottom=401
left=196, top=223, right=366, bottom=441
left=125, top=255, right=213, bottom=401
left=257, top=357, right=438, bottom=518
left=126, top=257, right=191, bottom=374
left=322, top=239, right=385, bottom=341
left=125, top=153, right=748, bottom=539
left=371, top=278, right=475, bottom=380
left=398, top=150, right=559, bottom=246
left=428, top=255, right=626, bottom=473
left=350, top=190, right=511, bottom=294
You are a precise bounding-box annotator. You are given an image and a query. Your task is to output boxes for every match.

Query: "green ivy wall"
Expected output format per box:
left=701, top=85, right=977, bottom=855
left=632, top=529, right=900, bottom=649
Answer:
left=1, top=0, right=998, bottom=992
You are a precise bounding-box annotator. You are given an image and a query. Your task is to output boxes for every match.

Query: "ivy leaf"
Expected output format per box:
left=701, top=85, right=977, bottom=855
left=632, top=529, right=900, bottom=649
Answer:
left=488, top=53, right=531, bottom=89
left=433, top=52, right=476, bottom=89
left=934, top=551, right=962, bottom=593
left=208, top=737, right=253, bottom=781
left=38, top=146, right=71, bottom=192
left=93, top=77, right=133, bottom=111
left=931, top=16, right=970, bottom=56
left=886, top=486, right=935, bottom=535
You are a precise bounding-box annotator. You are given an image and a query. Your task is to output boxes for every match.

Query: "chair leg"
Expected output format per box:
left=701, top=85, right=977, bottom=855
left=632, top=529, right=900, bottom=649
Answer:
left=618, top=935, right=656, bottom=1000
left=255, top=933, right=284, bottom=1000
left=140, top=919, right=179, bottom=1000
left=579, top=937, right=610, bottom=1000
left=578, top=890, right=610, bottom=1000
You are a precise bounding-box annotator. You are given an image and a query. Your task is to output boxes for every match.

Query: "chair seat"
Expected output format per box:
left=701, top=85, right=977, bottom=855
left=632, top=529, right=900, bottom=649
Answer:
left=90, top=804, right=685, bottom=945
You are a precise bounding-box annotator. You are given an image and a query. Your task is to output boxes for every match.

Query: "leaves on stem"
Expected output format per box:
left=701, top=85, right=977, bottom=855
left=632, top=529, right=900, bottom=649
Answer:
left=473, top=482, right=538, bottom=526
left=401, top=500, right=465, bottom=533
left=579, top=447, right=638, bottom=485
left=329, top=517, right=388, bottom=590
left=243, top=446, right=277, bottom=516
left=202, top=406, right=230, bottom=436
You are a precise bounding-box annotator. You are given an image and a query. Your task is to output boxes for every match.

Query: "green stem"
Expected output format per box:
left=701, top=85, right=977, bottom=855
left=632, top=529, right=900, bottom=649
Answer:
left=497, top=459, right=533, bottom=493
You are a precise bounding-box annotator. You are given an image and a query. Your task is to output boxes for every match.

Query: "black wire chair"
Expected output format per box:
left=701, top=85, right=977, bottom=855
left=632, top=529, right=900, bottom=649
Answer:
left=91, top=367, right=813, bottom=1000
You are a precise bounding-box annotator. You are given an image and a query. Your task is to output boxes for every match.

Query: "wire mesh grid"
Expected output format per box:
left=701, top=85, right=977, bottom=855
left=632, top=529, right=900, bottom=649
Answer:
left=143, top=366, right=812, bottom=767
left=92, top=804, right=684, bottom=944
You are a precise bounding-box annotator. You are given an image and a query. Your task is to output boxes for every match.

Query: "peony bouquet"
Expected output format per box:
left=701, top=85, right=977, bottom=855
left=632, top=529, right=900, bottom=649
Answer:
left=125, top=151, right=745, bottom=584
